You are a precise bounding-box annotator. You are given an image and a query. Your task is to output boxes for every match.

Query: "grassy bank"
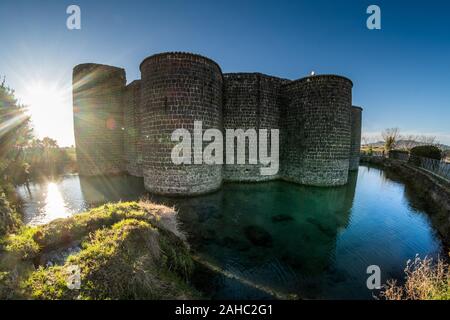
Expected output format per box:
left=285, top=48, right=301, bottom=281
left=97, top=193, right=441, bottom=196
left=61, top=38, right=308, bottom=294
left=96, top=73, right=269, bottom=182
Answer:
left=0, top=201, right=200, bottom=300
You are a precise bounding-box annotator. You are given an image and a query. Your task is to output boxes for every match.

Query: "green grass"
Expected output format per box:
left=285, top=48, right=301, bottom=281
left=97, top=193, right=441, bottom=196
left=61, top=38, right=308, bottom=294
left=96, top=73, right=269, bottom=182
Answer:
left=3, top=226, right=40, bottom=259
left=0, top=201, right=199, bottom=300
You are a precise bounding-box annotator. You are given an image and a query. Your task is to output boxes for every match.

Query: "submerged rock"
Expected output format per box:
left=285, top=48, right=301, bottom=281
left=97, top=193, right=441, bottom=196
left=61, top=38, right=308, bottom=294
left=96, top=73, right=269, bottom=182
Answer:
left=221, top=236, right=251, bottom=251
left=198, top=228, right=217, bottom=244
left=243, top=226, right=273, bottom=248
left=306, top=217, right=335, bottom=238
left=282, top=255, right=304, bottom=270
left=271, top=214, right=294, bottom=223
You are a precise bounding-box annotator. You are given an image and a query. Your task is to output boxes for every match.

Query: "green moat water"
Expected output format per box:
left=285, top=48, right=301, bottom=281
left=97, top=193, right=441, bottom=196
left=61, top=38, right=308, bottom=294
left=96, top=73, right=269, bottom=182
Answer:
left=16, top=165, right=444, bottom=299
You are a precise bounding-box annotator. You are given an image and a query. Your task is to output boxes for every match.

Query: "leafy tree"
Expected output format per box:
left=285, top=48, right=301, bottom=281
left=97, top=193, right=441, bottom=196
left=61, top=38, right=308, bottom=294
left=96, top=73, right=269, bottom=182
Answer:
left=24, top=137, right=75, bottom=178
left=0, top=78, right=33, bottom=184
left=0, top=81, right=72, bottom=183
left=42, top=137, right=58, bottom=149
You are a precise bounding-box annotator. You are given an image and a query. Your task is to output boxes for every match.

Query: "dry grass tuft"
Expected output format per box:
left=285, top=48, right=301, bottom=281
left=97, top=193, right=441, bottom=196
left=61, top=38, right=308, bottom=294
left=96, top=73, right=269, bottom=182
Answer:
left=139, top=200, right=187, bottom=242
left=380, top=255, right=450, bottom=300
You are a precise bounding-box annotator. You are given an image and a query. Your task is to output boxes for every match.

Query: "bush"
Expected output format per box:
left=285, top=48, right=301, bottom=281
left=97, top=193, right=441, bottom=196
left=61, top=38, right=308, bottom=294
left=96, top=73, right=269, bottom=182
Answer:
left=410, top=145, right=442, bottom=160
left=0, top=192, right=21, bottom=237
left=408, top=145, right=442, bottom=167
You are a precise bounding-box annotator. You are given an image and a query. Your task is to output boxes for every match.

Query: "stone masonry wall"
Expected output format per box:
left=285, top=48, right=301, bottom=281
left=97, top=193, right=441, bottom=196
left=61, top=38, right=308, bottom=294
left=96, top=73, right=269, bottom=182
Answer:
left=281, top=75, right=353, bottom=186
left=140, top=52, right=223, bottom=195
left=349, top=106, right=362, bottom=171
left=73, top=52, right=362, bottom=195
left=73, top=63, right=126, bottom=176
left=123, top=80, right=143, bottom=177
left=223, top=73, right=288, bottom=181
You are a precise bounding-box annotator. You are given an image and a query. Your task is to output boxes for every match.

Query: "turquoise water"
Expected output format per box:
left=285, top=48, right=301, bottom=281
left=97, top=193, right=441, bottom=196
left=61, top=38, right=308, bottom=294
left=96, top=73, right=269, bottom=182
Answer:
left=16, top=165, right=444, bottom=299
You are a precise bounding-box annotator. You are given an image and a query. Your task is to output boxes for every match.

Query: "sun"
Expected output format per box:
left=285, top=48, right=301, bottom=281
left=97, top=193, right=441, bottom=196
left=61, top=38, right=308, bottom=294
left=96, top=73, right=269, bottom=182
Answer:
left=21, top=80, right=71, bottom=145
left=24, top=81, right=63, bottom=111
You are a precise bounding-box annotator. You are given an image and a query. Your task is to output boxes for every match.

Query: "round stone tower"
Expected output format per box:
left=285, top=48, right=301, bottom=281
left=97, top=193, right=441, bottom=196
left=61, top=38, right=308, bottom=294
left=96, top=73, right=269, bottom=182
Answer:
left=281, top=75, right=352, bottom=186
left=223, top=73, right=288, bottom=181
left=349, top=106, right=363, bottom=171
left=73, top=63, right=126, bottom=176
left=139, top=52, right=223, bottom=195
left=123, top=80, right=143, bottom=177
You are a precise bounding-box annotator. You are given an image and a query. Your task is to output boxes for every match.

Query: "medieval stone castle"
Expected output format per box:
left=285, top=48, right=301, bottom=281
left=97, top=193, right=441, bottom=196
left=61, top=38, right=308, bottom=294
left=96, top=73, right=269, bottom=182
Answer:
left=73, top=52, right=362, bottom=196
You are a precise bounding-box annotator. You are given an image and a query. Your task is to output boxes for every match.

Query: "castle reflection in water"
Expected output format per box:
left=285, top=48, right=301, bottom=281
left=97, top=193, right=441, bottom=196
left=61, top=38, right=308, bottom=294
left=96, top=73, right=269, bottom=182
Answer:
left=15, top=167, right=442, bottom=299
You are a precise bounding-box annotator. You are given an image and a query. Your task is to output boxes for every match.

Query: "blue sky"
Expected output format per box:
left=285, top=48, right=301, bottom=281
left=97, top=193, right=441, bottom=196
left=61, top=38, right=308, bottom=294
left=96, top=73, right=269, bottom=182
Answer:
left=0, top=0, right=449, bottom=146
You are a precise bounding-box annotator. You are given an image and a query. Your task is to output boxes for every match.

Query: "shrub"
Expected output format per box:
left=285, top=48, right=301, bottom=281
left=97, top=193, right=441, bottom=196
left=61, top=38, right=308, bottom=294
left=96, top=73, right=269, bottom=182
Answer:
left=0, top=192, right=21, bottom=237
left=0, top=271, right=16, bottom=299
left=410, top=145, right=442, bottom=161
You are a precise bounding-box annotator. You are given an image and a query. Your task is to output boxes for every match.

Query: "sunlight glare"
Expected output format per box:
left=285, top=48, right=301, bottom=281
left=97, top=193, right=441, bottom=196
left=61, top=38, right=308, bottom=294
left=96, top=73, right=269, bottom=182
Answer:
left=42, top=182, right=71, bottom=223
left=24, top=81, right=64, bottom=112
left=21, top=80, right=72, bottom=145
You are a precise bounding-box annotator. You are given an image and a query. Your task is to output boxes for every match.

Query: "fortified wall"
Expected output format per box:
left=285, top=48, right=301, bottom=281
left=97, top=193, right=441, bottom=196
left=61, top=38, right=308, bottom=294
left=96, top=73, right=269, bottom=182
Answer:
left=73, top=52, right=362, bottom=196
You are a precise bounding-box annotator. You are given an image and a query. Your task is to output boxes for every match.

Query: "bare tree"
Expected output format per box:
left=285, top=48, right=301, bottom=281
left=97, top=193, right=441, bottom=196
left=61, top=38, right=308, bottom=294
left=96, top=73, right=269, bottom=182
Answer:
left=402, top=134, right=419, bottom=150
left=417, top=135, right=438, bottom=146
left=381, top=128, right=400, bottom=152
left=362, top=135, right=370, bottom=146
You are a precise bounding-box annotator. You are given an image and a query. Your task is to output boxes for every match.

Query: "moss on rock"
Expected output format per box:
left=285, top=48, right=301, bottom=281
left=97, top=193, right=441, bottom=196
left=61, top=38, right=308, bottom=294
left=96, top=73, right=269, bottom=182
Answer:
left=1, top=201, right=199, bottom=300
